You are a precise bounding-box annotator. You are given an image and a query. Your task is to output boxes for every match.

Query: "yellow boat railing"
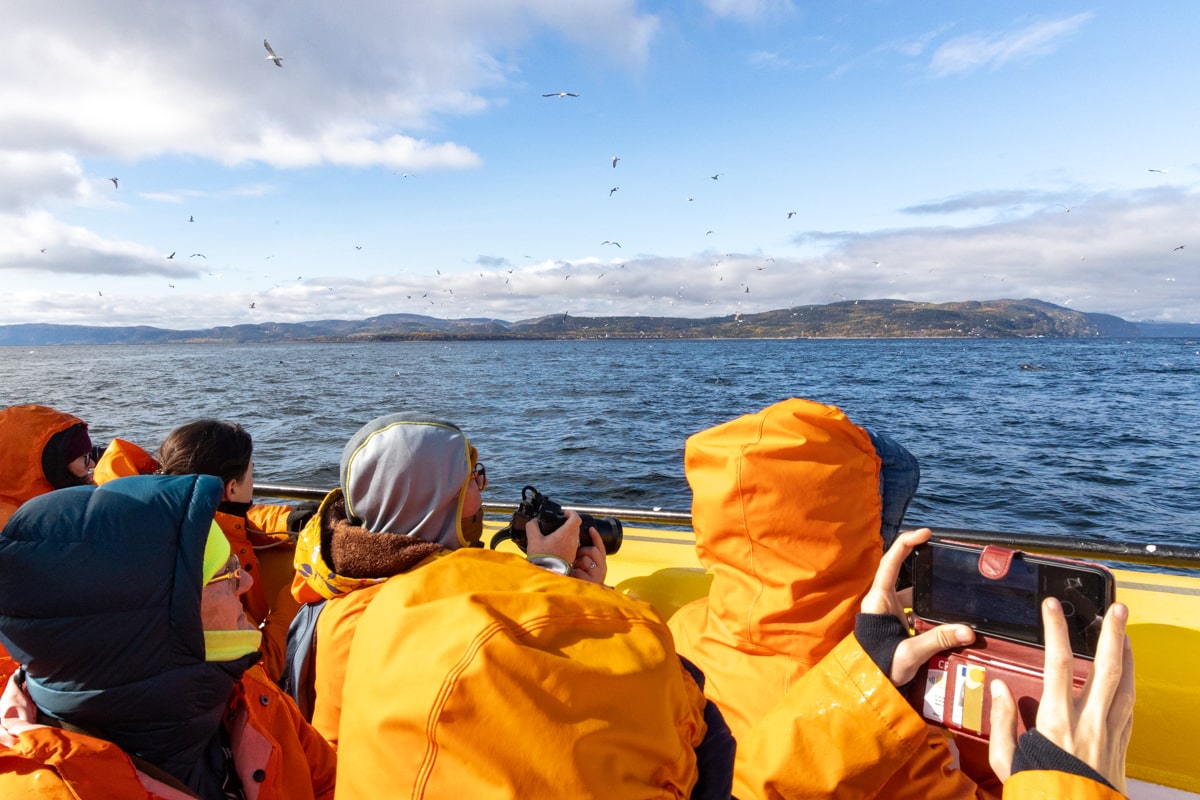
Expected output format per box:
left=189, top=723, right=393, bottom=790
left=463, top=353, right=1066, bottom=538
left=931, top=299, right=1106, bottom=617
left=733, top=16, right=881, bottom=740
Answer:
left=255, top=482, right=1200, bottom=570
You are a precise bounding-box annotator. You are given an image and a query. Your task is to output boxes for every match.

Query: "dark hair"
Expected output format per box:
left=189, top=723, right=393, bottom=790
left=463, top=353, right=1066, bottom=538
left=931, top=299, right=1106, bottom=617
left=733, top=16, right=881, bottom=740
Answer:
left=158, top=419, right=253, bottom=485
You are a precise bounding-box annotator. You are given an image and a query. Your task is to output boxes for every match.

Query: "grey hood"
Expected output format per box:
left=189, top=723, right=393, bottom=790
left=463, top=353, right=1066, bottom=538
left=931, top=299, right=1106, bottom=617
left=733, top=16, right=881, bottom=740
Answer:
left=341, top=412, right=472, bottom=550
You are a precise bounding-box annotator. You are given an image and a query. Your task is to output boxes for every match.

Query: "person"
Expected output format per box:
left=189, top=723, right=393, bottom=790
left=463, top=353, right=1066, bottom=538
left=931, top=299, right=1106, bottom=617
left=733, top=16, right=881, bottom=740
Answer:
left=153, top=419, right=312, bottom=682
left=0, top=473, right=336, bottom=800
left=0, top=403, right=96, bottom=528
left=287, top=411, right=734, bottom=798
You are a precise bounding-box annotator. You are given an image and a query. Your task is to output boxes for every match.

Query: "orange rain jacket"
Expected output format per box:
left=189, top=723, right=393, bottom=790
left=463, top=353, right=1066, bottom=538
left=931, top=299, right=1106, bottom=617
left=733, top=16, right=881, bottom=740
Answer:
left=96, top=437, right=300, bottom=682
left=332, top=548, right=709, bottom=799
left=0, top=404, right=85, bottom=528
left=668, top=398, right=1012, bottom=799
left=0, top=665, right=336, bottom=800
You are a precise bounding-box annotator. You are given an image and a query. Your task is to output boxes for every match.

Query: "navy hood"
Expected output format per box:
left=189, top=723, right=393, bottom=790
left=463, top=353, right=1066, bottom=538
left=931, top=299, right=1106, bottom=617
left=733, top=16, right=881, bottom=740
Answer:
left=0, top=474, right=257, bottom=794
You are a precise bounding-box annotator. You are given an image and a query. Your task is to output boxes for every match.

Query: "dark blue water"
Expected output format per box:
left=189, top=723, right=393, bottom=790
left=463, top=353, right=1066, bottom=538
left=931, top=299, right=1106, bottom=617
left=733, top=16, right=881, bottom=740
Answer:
left=2, top=338, right=1197, bottom=548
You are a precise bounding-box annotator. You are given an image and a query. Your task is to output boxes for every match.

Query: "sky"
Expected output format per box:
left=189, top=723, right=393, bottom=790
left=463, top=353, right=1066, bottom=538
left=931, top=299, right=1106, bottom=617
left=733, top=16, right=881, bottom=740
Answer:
left=3, top=0, right=1199, bottom=329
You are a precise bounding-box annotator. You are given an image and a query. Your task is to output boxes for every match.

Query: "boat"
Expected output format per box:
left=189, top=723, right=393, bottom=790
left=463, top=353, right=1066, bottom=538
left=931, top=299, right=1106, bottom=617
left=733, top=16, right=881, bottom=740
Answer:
left=258, top=483, right=1200, bottom=799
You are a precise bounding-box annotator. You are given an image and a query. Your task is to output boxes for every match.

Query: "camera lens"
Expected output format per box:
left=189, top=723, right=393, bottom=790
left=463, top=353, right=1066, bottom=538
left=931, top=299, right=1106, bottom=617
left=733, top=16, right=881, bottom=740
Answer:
left=578, top=512, right=623, bottom=555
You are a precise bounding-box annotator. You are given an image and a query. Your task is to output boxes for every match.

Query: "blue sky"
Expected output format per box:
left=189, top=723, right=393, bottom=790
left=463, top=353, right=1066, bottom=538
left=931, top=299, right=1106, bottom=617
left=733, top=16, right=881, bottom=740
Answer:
left=3, top=1, right=1198, bottom=329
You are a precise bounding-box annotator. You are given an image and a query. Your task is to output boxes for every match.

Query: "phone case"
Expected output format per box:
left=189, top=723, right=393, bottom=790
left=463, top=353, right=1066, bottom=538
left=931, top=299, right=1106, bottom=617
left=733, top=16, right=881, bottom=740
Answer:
left=906, top=543, right=1091, bottom=743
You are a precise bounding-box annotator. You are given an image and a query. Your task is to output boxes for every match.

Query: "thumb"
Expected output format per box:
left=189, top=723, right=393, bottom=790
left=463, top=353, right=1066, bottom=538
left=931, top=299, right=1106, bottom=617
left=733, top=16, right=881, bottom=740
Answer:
left=891, top=623, right=974, bottom=685
left=988, top=679, right=1018, bottom=782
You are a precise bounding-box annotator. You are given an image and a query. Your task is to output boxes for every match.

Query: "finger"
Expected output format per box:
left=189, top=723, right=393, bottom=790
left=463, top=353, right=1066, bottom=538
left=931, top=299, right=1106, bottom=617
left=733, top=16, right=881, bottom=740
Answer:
left=863, top=528, right=931, bottom=615
left=587, top=526, right=606, bottom=556
left=891, top=623, right=974, bottom=685
left=1103, top=606, right=1136, bottom=732
left=988, top=679, right=1018, bottom=782
left=1036, top=597, right=1075, bottom=737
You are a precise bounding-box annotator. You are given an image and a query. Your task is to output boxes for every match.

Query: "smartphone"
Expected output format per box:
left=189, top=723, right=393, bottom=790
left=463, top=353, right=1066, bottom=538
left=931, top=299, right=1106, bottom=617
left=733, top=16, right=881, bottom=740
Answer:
left=911, top=540, right=1114, bottom=659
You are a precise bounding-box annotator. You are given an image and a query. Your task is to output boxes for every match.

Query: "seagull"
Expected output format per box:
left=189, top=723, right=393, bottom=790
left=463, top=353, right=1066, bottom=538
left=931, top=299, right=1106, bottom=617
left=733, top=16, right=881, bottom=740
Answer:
left=1148, top=168, right=1168, bottom=173
left=787, top=211, right=796, bottom=219
left=167, top=252, right=175, bottom=259
left=109, top=177, right=119, bottom=188
left=250, top=302, right=256, bottom=309
left=1173, top=245, right=1186, bottom=251
left=612, top=156, right=620, bottom=168
left=189, top=215, right=194, bottom=222
left=263, top=39, right=283, bottom=67
left=40, top=248, right=46, bottom=253
left=609, top=187, right=618, bottom=196
left=601, top=240, right=621, bottom=248
left=542, top=92, right=579, bottom=98
left=190, top=253, right=206, bottom=258
left=709, top=173, right=723, bottom=180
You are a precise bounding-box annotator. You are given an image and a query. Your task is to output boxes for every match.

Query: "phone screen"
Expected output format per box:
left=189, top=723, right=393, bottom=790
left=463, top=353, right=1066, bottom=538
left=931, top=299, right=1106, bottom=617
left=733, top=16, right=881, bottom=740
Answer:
left=913, top=542, right=1113, bottom=658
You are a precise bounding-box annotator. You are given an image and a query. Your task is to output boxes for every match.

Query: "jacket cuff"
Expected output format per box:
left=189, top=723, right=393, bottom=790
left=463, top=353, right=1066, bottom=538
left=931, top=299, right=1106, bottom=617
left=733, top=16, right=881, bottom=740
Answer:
left=1012, top=729, right=1115, bottom=791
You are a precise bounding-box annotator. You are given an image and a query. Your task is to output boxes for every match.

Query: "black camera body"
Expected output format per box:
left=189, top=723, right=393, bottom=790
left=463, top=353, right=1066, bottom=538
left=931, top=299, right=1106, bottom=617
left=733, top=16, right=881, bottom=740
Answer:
left=508, top=485, right=622, bottom=555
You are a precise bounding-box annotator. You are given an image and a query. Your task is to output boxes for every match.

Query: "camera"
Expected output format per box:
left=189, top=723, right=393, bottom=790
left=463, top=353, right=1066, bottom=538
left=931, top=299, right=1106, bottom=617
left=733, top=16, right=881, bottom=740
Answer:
left=507, top=485, right=622, bottom=555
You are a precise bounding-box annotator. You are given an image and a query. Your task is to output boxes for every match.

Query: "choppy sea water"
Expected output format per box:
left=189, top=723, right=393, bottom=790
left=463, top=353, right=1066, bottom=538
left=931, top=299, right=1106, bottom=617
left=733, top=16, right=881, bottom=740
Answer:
left=2, top=338, right=1197, bottom=550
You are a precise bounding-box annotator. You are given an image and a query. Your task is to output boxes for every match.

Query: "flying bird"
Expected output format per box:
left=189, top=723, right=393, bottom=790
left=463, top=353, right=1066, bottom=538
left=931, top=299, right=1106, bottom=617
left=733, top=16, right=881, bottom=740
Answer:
left=189, top=215, right=194, bottom=222
left=167, top=252, right=175, bottom=259
left=250, top=302, right=256, bottom=309
left=542, top=92, right=579, bottom=98
left=1148, top=168, right=1168, bottom=173
left=601, top=240, right=621, bottom=248
left=108, top=177, right=119, bottom=188
left=263, top=39, right=283, bottom=67
left=190, top=253, right=206, bottom=258
left=612, top=156, right=620, bottom=168
left=787, top=211, right=796, bottom=219
left=1172, top=245, right=1186, bottom=251
left=709, top=173, right=723, bottom=180
left=609, top=187, right=618, bottom=196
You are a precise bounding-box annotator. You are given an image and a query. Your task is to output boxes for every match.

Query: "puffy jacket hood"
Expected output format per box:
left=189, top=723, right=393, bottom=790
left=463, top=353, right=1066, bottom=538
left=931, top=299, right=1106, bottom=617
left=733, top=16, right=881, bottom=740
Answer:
left=684, top=398, right=883, bottom=658
left=341, top=412, right=473, bottom=550
left=0, top=404, right=85, bottom=526
left=0, top=474, right=257, bottom=793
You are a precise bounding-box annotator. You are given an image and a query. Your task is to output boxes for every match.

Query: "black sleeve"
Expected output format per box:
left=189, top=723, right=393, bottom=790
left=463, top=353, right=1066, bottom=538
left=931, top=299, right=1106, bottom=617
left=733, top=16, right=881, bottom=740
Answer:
left=1011, top=729, right=1115, bottom=790
left=854, top=612, right=910, bottom=681
left=679, top=656, right=736, bottom=800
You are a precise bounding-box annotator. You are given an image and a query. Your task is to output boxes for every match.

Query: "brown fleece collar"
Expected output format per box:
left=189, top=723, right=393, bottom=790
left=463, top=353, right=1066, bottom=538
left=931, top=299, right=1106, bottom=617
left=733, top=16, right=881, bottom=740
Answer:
left=322, top=496, right=444, bottom=580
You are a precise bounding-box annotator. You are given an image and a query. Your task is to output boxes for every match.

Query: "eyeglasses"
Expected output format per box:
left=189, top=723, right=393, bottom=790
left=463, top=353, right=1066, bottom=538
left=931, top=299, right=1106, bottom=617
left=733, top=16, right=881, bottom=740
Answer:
left=471, top=462, right=487, bottom=490
left=207, top=554, right=243, bottom=586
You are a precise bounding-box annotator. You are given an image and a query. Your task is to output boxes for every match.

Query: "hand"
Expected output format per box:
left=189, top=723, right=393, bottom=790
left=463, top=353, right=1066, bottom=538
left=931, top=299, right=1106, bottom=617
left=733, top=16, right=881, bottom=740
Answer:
left=572, top=526, right=608, bottom=585
left=524, top=509, right=584, bottom=565
left=989, top=599, right=1135, bottom=793
left=861, top=528, right=975, bottom=686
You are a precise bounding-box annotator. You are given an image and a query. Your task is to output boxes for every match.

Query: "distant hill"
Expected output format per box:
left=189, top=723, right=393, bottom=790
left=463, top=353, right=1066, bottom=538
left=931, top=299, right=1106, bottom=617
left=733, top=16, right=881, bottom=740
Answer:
left=0, top=299, right=1176, bottom=346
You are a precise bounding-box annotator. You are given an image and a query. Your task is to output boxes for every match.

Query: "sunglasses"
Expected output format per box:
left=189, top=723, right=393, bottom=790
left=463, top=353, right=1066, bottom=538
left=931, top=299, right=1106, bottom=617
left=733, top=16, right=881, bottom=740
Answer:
left=472, top=462, right=487, bottom=490
left=207, top=554, right=243, bottom=586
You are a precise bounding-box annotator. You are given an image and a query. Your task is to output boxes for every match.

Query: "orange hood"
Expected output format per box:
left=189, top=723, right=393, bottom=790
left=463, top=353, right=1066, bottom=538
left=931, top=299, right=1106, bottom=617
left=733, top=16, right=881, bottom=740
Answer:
left=0, top=405, right=85, bottom=527
left=684, top=397, right=883, bottom=661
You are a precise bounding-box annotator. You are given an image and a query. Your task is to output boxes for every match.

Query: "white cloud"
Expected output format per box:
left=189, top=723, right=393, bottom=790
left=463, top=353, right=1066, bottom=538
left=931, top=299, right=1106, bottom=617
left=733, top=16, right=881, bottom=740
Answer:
left=930, top=13, right=1093, bottom=76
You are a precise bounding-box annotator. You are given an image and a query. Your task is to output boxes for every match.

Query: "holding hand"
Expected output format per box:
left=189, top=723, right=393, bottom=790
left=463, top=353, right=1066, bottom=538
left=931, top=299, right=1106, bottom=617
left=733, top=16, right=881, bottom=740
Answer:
left=858, top=528, right=975, bottom=686
left=989, top=598, right=1135, bottom=793
left=525, top=510, right=608, bottom=585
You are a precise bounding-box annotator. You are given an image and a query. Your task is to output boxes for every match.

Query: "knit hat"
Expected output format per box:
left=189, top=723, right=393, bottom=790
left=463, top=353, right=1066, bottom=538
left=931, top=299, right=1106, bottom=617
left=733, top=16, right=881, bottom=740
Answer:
left=341, top=412, right=472, bottom=550
left=41, top=423, right=93, bottom=489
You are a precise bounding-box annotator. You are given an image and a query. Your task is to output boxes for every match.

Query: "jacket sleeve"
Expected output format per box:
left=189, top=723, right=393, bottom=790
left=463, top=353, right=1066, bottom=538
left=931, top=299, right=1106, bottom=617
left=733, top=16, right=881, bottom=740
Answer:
left=1002, top=770, right=1127, bottom=799
left=92, top=439, right=159, bottom=485
left=247, top=503, right=295, bottom=533
left=734, top=633, right=1000, bottom=800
